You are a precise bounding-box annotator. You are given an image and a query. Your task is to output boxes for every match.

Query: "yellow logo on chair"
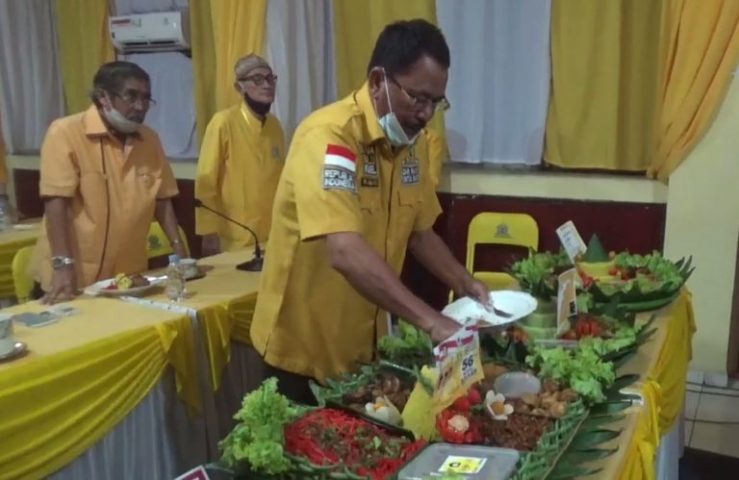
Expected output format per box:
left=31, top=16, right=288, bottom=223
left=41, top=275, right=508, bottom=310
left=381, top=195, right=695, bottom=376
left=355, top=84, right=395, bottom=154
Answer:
left=495, top=223, right=512, bottom=238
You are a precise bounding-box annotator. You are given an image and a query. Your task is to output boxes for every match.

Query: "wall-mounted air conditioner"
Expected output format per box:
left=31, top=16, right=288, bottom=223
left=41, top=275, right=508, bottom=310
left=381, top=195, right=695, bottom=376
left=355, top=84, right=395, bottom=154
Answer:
left=109, top=11, right=190, bottom=53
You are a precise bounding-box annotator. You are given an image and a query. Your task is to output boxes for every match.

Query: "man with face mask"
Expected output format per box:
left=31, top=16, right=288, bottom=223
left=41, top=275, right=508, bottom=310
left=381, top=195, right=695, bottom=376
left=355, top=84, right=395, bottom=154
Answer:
left=195, top=54, right=285, bottom=256
left=32, top=61, right=186, bottom=304
left=250, top=20, right=490, bottom=403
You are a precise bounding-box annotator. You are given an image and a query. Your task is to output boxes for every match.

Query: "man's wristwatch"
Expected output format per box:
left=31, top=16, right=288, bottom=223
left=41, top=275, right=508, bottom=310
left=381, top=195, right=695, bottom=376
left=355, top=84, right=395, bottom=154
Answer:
left=52, top=256, right=75, bottom=270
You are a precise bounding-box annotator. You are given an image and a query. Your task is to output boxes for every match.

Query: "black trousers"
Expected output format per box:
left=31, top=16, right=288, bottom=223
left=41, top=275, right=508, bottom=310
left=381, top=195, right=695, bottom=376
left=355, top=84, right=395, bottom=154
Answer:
left=31, top=282, right=44, bottom=300
left=261, top=360, right=318, bottom=406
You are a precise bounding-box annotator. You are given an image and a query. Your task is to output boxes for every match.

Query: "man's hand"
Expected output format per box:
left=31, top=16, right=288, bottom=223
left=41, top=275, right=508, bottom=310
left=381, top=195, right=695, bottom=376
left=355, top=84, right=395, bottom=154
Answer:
left=428, top=314, right=462, bottom=343
left=456, top=275, right=491, bottom=306
left=42, top=267, right=78, bottom=305
left=201, top=233, right=221, bottom=257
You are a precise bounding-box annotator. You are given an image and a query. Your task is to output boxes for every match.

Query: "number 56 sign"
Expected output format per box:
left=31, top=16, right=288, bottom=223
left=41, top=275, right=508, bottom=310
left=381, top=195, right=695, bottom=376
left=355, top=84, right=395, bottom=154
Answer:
left=432, top=325, right=484, bottom=413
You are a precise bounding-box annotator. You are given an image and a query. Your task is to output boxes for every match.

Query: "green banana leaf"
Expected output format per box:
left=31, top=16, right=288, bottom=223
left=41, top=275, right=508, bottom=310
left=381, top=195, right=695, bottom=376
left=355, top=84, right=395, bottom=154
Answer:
left=589, top=401, right=632, bottom=416
left=582, top=234, right=609, bottom=263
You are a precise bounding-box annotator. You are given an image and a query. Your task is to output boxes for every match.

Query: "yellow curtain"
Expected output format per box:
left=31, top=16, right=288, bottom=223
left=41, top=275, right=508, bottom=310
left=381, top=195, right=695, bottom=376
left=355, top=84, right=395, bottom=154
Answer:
left=332, top=0, right=447, bottom=157
left=648, top=0, right=739, bottom=182
left=209, top=0, right=268, bottom=111
left=54, top=0, right=115, bottom=114
left=190, top=0, right=267, bottom=140
left=545, top=0, right=664, bottom=171
left=190, top=0, right=218, bottom=142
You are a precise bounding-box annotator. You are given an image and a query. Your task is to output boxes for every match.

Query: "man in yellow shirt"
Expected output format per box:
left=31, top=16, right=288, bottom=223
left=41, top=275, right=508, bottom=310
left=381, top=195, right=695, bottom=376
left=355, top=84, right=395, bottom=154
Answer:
left=196, top=54, right=285, bottom=255
left=251, top=20, right=489, bottom=402
left=33, top=61, right=186, bottom=304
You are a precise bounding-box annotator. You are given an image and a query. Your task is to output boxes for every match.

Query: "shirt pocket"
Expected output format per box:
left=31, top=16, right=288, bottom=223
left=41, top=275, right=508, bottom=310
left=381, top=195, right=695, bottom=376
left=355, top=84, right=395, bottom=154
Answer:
left=135, top=166, right=158, bottom=190
left=358, top=186, right=381, bottom=213
left=395, top=186, right=423, bottom=235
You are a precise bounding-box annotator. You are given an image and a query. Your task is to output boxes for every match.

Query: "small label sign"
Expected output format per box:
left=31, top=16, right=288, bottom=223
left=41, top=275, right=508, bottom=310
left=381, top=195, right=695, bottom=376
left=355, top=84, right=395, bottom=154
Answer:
left=439, top=455, right=487, bottom=474
left=557, top=268, right=578, bottom=335
left=556, top=220, right=586, bottom=263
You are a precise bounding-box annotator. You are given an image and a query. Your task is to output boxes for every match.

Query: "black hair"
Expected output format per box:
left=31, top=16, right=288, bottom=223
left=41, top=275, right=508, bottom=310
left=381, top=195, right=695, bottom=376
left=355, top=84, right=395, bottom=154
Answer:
left=90, top=61, right=150, bottom=105
left=366, top=19, right=450, bottom=76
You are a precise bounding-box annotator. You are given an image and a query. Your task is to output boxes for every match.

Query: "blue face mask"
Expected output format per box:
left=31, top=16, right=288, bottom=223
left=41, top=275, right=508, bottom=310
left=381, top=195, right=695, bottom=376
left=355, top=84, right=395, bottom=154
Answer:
left=377, top=70, right=417, bottom=147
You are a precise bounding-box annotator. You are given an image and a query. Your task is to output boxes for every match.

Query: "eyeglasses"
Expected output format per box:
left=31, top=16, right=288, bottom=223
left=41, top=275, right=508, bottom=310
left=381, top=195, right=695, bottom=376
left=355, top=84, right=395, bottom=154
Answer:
left=112, top=90, right=156, bottom=107
left=239, top=74, right=278, bottom=86
left=388, top=74, right=450, bottom=113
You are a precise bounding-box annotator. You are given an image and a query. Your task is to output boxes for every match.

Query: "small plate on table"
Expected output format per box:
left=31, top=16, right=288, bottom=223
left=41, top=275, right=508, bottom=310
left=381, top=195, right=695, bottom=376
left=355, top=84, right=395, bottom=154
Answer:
left=443, top=291, right=538, bottom=328
left=0, top=341, right=28, bottom=362
left=84, top=276, right=164, bottom=297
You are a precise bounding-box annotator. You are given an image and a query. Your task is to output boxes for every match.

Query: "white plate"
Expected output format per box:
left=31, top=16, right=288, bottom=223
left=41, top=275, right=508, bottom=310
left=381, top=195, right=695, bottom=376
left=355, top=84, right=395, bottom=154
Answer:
left=442, top=291, right=538, bottom=327
left=84, top=276, right=164, bottom=297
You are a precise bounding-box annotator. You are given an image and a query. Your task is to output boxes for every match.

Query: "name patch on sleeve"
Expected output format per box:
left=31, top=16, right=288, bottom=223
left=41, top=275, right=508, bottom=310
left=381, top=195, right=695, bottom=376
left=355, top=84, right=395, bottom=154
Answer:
left=322, top=166, right=356, bottom=192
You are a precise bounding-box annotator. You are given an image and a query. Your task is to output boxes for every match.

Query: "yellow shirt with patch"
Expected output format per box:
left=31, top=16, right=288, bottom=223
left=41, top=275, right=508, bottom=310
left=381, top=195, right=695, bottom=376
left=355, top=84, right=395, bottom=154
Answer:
left=195, top=103, right=285, bottom=251
left=251, top=83, right=442, bottom=382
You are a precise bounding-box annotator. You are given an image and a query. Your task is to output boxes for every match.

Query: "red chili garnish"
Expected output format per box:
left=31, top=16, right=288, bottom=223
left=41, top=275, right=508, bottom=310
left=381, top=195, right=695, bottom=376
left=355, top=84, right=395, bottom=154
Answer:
left=467, top=387, right=482, bottom=405
left=284, top=409, right=425, bottom=480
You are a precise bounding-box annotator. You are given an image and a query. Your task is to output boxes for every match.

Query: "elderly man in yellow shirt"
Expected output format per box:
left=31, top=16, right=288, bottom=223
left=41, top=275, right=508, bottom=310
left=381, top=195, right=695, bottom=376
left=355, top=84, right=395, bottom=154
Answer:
left=195, top=54, right=286, bottom=256
left=33, top=61, right=186, bottom=304
left=251, top=19, right=489, bottom=403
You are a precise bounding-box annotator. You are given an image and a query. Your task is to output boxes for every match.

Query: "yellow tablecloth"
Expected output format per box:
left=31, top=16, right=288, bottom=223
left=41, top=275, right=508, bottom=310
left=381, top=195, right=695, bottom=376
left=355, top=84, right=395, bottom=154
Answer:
left=589, top=290, right=694, bottom=479
left=0, top=297, right=199, bottom=480
left=146, top=250, right=260, bottom=391
left=0, top=221, right=40, bottom=298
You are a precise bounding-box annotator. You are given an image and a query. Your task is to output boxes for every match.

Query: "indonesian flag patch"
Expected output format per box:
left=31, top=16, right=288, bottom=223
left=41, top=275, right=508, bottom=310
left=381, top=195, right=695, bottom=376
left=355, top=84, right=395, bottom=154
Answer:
left=324, top=144, right=357, bottom=173
left=322, top=144, right=357, bottom=192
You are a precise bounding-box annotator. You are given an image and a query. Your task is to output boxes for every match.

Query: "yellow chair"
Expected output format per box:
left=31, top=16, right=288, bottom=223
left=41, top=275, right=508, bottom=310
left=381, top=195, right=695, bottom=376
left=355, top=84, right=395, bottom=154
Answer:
left=147, top=222, right=190, bottom=259
left=453, top=212, right=539, bottom=299
left=12, top=246, right=35, bottom=303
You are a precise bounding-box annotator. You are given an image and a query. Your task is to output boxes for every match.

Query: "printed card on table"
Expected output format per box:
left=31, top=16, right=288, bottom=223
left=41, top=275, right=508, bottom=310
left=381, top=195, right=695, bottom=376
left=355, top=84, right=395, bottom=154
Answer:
left=557, top=268, right=578, bottom=335
left=556, top=220, right=587, bottom=264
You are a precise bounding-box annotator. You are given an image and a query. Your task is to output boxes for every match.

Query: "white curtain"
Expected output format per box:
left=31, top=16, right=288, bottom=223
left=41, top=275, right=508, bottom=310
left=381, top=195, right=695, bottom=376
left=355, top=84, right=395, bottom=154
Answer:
left=436, top=0, right=551, bottom=165
left=125, top=52, right=198, bottom=159
left=0, top=0, right=65, bottom=152
left=265, top=0, right=337, bottom=140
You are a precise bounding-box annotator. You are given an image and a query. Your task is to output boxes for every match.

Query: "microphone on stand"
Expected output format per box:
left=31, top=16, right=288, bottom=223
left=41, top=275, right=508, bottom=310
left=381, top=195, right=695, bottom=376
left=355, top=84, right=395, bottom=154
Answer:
left=193, top=199, right=263, bottom=272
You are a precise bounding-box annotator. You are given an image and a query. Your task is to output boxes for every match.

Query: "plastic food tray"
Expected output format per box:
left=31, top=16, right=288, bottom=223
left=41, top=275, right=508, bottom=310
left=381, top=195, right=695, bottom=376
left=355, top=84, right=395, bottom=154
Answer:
left=398, top=443, right=520, bottom=480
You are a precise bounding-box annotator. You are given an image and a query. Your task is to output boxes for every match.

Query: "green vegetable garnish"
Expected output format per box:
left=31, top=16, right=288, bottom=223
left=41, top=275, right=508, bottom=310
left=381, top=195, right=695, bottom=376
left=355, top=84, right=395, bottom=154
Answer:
left=219, top=377, right=308, bottom=474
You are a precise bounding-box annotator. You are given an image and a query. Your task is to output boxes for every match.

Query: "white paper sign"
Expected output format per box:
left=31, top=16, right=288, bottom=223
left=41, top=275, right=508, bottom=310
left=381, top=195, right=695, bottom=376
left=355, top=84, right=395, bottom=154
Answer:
left=556, top=221, right=587, bottom=263
left=557, top=268, right=578, bottom=335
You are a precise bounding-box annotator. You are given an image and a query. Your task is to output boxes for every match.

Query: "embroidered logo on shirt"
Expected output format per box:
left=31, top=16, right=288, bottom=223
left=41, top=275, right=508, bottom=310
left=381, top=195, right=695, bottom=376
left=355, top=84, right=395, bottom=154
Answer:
left=361, top=145, right=378, bottom=176
left=401, top=149, right=420, bottom=185
left=361, top=176, right=379, bottom=188
left=323, top=166, right=356, bottom=192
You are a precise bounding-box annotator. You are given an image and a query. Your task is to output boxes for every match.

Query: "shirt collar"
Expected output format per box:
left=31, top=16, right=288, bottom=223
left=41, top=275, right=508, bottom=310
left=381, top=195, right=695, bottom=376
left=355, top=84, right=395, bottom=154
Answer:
left=240, top=102, right=266, bottom=130
left=83, top=105, right=142, bottom=140
left=354, top=82, right=386, bottom=144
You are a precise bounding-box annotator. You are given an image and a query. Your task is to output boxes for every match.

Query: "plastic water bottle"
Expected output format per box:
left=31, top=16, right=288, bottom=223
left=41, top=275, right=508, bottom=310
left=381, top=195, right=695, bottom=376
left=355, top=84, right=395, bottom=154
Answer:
left=0, top=204, right=10, bottom=231
left=165, top=254, right=185, bottom=301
